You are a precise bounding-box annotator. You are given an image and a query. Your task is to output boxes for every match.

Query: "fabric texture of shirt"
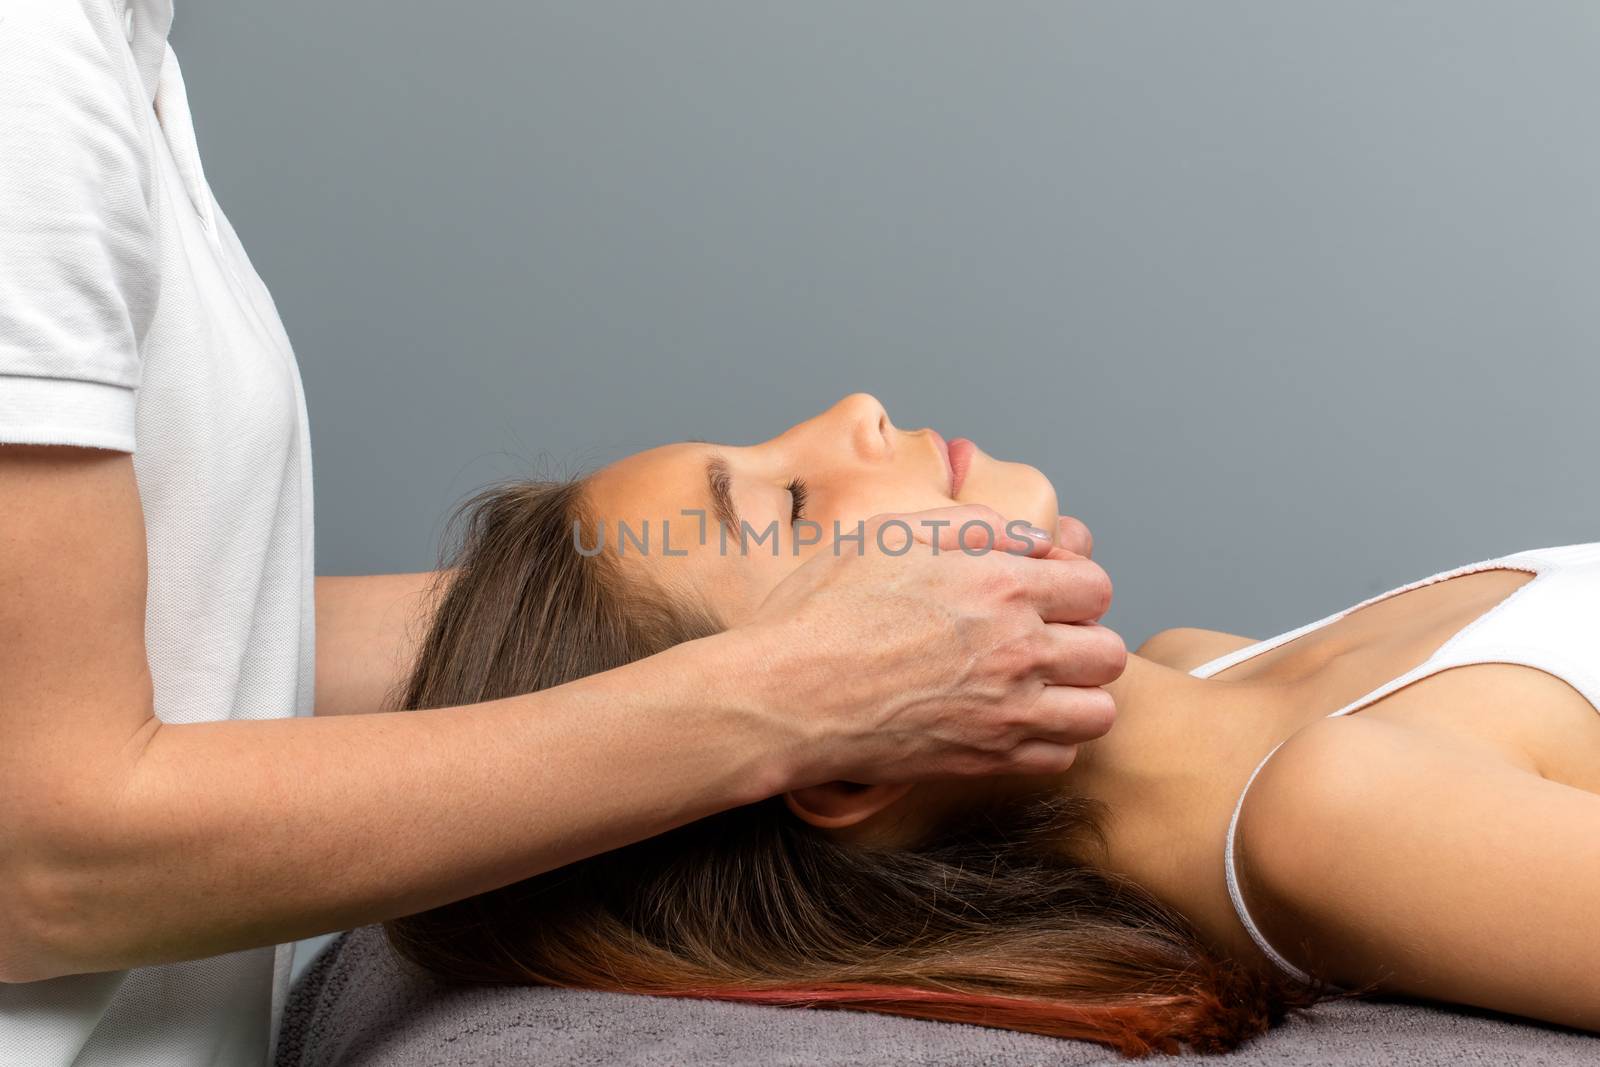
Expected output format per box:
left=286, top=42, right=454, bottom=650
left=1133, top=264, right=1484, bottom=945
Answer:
left=0, top=1, right=314, bottom=1063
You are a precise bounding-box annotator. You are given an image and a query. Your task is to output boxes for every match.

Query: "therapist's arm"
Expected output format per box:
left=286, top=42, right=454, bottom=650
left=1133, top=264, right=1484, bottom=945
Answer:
left=314, top=571, right=449, bottom=716
left=0, top=446, right=1123, bottom=984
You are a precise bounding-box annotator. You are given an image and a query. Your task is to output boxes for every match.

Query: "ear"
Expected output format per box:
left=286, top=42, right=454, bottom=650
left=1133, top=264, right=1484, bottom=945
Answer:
left=784, top=781, right=916, bottom=830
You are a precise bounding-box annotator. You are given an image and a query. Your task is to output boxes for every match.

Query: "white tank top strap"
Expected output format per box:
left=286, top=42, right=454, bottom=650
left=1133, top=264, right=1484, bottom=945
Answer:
left=1222, top=738, right=1328, bottom=988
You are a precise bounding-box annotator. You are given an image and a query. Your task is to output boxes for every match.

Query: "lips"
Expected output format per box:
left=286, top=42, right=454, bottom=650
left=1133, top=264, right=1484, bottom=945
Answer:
left=946, top=437, right=976, bottom=496
left=927, top=429, right=977, bottom=497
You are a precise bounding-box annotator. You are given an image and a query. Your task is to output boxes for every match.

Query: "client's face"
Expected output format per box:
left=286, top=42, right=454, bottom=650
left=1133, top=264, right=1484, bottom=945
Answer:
left=585, top=392, right=1061, bottom=625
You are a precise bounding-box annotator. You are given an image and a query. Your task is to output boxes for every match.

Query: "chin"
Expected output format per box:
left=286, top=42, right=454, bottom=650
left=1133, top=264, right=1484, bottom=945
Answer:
left=964, top=456, right=1060, bottom=534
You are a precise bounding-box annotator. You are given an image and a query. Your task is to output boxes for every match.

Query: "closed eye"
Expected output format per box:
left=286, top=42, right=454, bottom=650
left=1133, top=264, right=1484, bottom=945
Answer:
left=786, top=478, right=809, bottom=524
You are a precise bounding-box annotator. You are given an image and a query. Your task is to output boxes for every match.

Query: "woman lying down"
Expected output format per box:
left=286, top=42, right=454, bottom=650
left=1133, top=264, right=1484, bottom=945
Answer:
left=383, top=393, right=1600, bottom=1057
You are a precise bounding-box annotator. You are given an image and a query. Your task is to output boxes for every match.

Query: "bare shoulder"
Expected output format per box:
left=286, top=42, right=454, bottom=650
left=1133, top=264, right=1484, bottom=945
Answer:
left=1135, top=627, right=1258, bottom=671
left=1233, top=715, right=1600, bottom=1031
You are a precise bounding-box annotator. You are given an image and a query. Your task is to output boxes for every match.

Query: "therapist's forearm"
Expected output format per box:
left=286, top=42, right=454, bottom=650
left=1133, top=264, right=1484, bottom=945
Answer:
left=313, top=570, right=451, bottom=715
left=8, top=629, right=791, bottom=983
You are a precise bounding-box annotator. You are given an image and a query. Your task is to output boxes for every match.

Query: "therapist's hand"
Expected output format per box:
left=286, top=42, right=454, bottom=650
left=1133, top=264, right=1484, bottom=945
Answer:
left=1055, top=513, right=1094, bottom=558
left=728, top=504, right=1125, bottom=791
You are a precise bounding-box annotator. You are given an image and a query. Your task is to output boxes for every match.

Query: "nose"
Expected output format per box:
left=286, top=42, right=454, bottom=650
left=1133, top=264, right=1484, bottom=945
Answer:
left=831, top=392, right=892, bottom=461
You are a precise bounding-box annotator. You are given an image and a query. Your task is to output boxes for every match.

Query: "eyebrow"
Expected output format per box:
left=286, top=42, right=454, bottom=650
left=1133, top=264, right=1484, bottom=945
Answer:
left=704, top=453, right=740, bottom=537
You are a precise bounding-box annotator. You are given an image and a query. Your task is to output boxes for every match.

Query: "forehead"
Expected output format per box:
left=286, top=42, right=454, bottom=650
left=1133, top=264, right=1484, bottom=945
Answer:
left=587, top=441, right=707, bottom=521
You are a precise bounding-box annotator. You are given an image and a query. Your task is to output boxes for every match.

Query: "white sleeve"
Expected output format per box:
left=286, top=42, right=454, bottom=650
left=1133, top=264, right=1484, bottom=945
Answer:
left=0, top=0, right=159, bottom=453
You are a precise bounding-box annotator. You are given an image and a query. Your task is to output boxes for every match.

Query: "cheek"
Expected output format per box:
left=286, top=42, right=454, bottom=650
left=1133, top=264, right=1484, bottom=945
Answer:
left=707, top=548, right=818, bottom=628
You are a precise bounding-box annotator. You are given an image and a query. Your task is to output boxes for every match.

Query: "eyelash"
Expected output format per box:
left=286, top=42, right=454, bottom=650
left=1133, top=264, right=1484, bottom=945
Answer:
left=785, top=478, right=810, bottom=523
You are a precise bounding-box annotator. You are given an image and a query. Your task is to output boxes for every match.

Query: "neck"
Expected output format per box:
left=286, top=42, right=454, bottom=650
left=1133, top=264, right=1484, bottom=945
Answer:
left=1072, top=652, right=1271, bottom=786
left=1056, top=654, right=1297, bottom=895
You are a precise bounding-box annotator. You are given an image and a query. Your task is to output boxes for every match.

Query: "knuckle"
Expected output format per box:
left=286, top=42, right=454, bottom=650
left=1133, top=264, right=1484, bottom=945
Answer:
left=988, top=564, right=1028, bottom=603
left=971, top=722, right=1016, bottom=756
left=991, top=633, right=1039, bottom=680
left=1032, top=629, right=1063, bottom=676
left=971, top=567, right=1008, bottom=603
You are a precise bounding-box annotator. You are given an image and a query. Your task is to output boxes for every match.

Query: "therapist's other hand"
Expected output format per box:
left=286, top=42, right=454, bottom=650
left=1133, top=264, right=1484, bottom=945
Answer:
left=731, top=504, right=1125, bottom=791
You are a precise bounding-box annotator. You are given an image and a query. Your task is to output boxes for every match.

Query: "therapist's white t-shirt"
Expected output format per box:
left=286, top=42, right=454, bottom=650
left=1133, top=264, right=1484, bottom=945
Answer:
left=0, top=1, right=314, bottom=1064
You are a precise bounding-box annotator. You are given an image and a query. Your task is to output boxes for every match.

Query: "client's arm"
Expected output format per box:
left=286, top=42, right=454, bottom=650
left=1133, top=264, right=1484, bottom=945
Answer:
left=0, top=447, right=1122, bottom=983
left=1234, top=715, right=1600, bottom=1032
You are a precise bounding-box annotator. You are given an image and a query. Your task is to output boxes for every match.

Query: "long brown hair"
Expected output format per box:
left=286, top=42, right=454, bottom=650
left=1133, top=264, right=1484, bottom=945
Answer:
left=383, top=477, right=1344, bottom=1057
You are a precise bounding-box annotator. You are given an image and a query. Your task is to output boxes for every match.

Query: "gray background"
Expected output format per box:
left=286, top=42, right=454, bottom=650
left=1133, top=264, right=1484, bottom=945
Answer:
left=173, top=1, right=1599, bottom=647
left=168, top=0, right=1600, bottom=982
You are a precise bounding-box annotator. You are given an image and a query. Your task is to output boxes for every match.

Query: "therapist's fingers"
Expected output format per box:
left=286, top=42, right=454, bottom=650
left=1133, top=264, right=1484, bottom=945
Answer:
left=1011, top=683, right=1120, bottom=752
left=1035, top=622, right=1128, bottom=687
left=1056, top=515, right=1093, bottom=558
left=945, top=684, right=1119, bottom=778
left=994, top=737, right=1085, bottom=777
left=995, top=551, right=1115, bottom=625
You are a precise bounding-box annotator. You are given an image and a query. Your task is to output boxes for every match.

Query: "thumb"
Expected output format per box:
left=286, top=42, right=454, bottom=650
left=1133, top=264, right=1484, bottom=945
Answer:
left=869, top=505, right=1055, bottom=557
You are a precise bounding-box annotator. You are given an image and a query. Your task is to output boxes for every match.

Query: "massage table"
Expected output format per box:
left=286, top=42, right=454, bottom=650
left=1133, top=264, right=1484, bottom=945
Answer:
left=276, top=926, right=1596, bottom=1066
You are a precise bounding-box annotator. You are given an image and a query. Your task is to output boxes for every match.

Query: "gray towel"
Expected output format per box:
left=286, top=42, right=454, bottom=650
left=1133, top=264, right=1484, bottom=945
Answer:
left=276, top=926, right=1595, bottom=1066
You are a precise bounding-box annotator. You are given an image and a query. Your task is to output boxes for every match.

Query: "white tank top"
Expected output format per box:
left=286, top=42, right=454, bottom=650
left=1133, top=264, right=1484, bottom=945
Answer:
left=1188, top=542, right=1600, bottom=989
